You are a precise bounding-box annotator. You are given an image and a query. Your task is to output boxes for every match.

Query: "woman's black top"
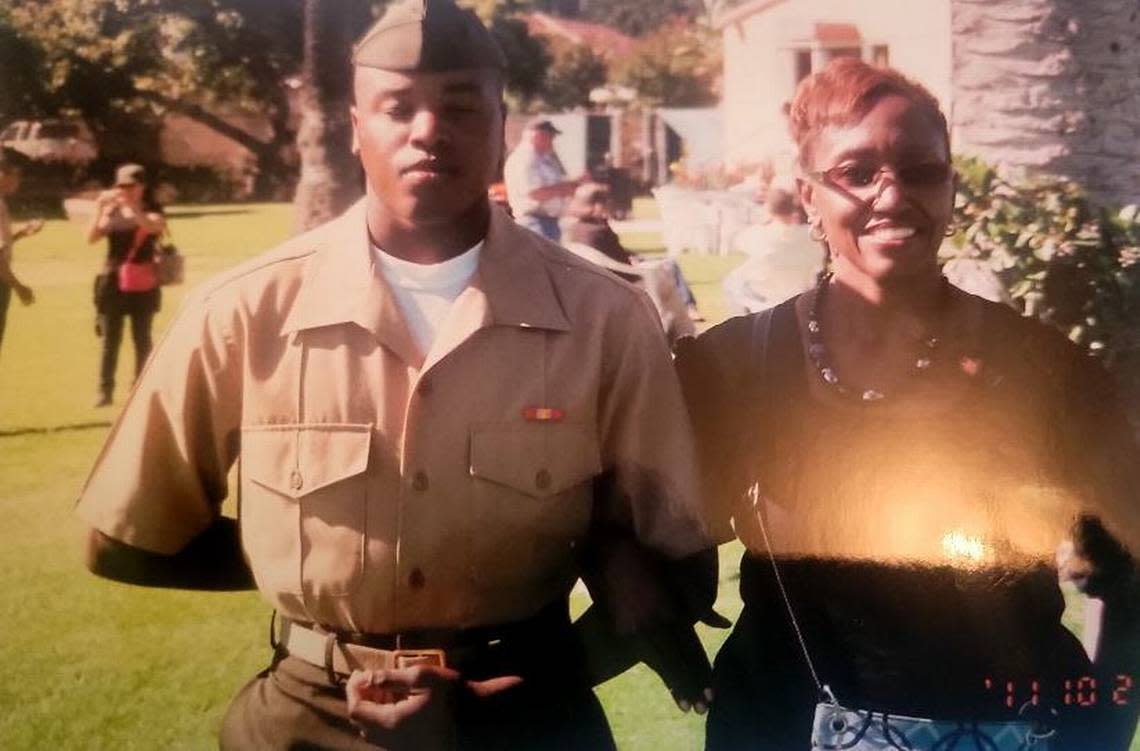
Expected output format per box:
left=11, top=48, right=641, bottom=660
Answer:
left=103, top=204, right=162, bottom=314
left=675, top=296, right=1139, bottom=749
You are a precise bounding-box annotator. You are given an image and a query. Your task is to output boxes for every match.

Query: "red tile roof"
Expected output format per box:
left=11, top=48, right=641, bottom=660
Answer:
left=814, top=22, right=861, bottom=44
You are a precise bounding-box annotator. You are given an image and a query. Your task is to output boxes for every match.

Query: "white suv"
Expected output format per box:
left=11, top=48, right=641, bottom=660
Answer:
left=0, top=119, right=97, bottom=164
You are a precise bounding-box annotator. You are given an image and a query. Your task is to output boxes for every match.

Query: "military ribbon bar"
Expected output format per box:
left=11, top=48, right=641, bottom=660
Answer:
left=523, top=406, right=565, bottom=422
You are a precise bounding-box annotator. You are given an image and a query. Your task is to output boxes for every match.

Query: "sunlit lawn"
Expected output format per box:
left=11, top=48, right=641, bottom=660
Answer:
left=0, top=200, right=1131, bottom=749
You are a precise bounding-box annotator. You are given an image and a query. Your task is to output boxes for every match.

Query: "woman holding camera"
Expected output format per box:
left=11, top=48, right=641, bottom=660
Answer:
left=87, top=163, right=165, bottom=407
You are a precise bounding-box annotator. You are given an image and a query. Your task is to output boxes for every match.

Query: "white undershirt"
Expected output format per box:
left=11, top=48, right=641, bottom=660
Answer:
left=372, top=242, right=482, bottom=354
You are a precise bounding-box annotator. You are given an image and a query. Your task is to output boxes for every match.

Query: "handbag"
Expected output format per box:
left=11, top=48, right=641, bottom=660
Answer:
left=812, top=701, right=1050, bottom=750
left=117, top=226, right=159, bottom=293
left=156, top=228, right=184, bottom=286
left=743, top=309, right=1056, bottom=751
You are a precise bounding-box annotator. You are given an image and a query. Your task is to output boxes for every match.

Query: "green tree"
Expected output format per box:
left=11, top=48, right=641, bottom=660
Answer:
left=4, top=0, right=305, bottom=197
left=540, top=41, right=608, bottom=111
left=612, top=20, right=719, bottom=107
left=578, top=0, right=700, bottom=37
left=292, top=0, right=370, bottom=231
left=464, top=0, right=550, bottom=109
left=0, top=10, right=53, bottom=121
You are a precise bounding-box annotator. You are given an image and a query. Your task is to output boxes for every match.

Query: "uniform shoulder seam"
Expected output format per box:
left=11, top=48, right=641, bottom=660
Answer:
left=531, top=238, right=645, bottom=297
left=193, top=239, right=319, bottom=301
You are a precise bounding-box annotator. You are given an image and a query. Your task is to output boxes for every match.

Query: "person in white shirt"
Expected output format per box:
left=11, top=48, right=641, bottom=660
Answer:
left=722, top=181, right=822, bottom=315
left=0, top=153, right=43, bottom=356
left=503, top=118, right=582, bottom=241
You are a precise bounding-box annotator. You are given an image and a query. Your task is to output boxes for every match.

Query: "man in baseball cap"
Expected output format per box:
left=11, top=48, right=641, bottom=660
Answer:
left=79, top=1, right=716, bottom=748
left=503, top=115, right=585, bottom=241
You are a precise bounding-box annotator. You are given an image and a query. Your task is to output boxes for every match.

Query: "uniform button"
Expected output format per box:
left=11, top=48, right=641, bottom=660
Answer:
left=417, top=378, right=432, bottom=396
left=411, top=471, right=429, bottom=492
left=535, top=469, right=552, bottom=490
left=408, top=568, right=426, bottom=589
left=289, top=470, right=303, bottom=491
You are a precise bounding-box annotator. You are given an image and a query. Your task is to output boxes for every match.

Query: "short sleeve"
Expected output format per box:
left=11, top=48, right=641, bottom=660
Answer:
left=75, top=293, right=243, bottom=554
left=593, top=290, right=712, bottom=558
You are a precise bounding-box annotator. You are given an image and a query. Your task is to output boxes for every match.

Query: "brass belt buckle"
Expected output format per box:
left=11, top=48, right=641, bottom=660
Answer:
left=392, top=648, right=447, bottom=670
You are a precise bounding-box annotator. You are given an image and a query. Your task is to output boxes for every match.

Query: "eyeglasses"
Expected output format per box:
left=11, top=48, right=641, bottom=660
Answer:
left=808, top=161, right=952, bottom=196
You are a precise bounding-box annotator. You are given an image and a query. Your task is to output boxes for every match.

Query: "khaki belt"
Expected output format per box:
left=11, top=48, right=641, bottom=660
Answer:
left=277, top=617, right=447, bottom=677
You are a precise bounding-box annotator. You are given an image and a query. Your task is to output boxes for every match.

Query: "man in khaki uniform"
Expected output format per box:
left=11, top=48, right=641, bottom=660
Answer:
left=77, top=0, right=715, bottom=748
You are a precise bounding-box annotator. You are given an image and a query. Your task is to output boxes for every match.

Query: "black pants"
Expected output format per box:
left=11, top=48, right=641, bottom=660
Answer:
left=99, top=307, right=154, bottom=395
left=706, top=556, right=1133, bottom=751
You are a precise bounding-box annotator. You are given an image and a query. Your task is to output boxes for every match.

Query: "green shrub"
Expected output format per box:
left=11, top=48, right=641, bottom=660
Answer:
left=156, top=164, right=243, bottom=204
left=951, top=156, right=1140, bottom=368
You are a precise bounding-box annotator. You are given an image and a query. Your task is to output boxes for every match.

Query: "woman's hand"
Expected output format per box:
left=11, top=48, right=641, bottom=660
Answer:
left=96, top=190, right=121, bottom=210
left=1059, top=514, right=1136, bottom=601
left=13, top=219, right=43, bottom=241
left=88, top=192, right=120, bottom=243
left=14, top=283, right=33, bottom=306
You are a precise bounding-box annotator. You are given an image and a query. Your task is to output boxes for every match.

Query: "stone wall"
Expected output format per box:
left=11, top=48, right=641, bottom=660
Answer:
left=951, top=0, right=1140, bottom=207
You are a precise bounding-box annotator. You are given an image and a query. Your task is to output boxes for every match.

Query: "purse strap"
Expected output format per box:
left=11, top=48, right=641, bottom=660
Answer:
left=123, top=226, right=150, bottom=264
left=747, top=304, right=839, bottom=707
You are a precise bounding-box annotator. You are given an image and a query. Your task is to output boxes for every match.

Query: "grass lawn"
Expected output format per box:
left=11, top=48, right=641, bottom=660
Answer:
left=0, top=201, right=1133, bottom=749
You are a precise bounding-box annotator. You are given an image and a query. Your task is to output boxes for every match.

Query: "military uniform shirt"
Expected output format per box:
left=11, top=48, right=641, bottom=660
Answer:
left=76, top=200, right=709, bottom=634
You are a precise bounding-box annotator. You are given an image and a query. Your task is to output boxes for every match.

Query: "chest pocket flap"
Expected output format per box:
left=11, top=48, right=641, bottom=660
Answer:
left=242, top=423, right=372, bottom=498
left=470, top=422, right=602, bottom=499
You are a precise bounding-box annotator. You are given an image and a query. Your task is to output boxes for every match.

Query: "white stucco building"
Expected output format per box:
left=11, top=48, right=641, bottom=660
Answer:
left=717, top=0, right=952, bottom=172
left=717, top=0, right=1140, bottom=207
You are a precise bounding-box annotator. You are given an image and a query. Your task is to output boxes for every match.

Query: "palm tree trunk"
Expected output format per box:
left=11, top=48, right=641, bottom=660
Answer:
left=950, top=0, right=1140, bottom=208
left=292, top=0, right=372, bottom=233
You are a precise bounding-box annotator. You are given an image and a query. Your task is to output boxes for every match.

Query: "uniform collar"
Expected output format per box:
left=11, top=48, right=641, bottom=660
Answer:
left=281, top=199, right=570, bottom=362
left=474, top=203, right=570, bottom=333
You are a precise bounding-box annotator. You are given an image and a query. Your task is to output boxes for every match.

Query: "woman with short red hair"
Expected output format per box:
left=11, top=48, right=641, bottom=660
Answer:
left=676, top=58, right=1140, bottom=749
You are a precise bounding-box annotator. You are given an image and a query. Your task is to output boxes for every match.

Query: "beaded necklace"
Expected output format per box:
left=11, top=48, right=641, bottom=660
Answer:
left=805, top=273, right=946, bottom=402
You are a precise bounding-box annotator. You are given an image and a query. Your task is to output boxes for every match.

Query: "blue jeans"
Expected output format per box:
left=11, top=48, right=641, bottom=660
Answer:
left=521, top=214, right=562, bottom=242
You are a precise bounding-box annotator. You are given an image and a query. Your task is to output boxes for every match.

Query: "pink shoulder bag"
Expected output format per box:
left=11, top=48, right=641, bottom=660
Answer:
left=117, top=226, right=159, bottom=293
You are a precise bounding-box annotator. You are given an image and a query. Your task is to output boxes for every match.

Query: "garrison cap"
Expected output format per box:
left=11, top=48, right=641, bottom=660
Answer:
left=352, top=0, right=507, bottom=72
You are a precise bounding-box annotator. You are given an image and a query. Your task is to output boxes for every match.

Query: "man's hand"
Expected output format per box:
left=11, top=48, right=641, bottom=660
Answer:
left=14, top=283, right=33, bottom=305
left=345, top=665, right=522, bottom=749
left=14, top=219, right=43, bottom=241
left=576, top=604, right=717, bottom=714
left=634, top=621, right=715, bottom=714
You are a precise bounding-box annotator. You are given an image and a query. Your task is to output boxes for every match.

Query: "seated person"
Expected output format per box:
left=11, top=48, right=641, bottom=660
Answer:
left=563, top=182, right=636, bottom=265
left=562, top=182, right=700, bottom=344
left=722, top=181, right=823, bottom=315
left=564, top=182, right=701, bottom=314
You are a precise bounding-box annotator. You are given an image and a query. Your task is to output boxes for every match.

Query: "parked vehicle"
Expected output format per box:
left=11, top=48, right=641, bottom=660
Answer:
left=0, top=119, right=97, bottom=164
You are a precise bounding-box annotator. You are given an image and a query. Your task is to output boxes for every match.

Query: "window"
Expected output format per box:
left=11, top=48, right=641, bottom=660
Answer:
left=795, top=51, right=812, bottom=85
left=788, top=41, right=889, bottom=86
left=825, top=46, right=862, bottom=63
